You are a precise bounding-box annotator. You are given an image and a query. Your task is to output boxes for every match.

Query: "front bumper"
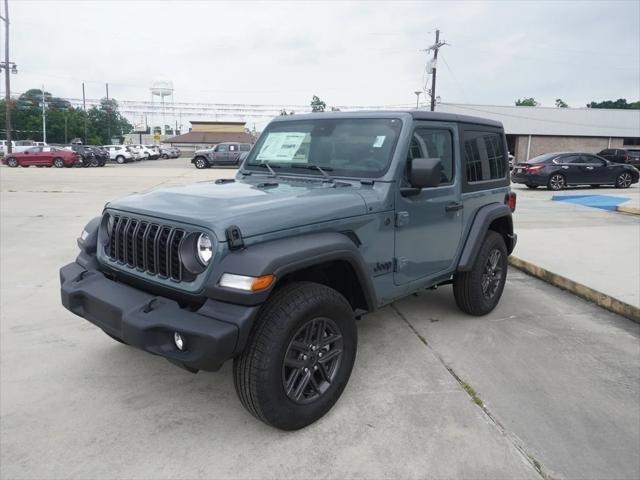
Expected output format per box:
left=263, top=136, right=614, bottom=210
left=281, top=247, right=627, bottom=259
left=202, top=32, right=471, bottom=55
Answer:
left=60, top=262, right=259, bottom=372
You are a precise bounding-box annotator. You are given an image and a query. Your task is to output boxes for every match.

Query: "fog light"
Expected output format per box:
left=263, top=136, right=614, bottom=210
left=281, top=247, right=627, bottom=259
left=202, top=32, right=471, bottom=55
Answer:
left=174, top=332, right=186, bottom=351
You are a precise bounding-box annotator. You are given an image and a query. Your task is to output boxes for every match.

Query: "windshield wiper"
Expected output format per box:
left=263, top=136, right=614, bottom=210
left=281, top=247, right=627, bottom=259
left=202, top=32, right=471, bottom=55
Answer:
left=290, top=163, right=334, bottom=182
left=254, top=161, right=279, bottom=178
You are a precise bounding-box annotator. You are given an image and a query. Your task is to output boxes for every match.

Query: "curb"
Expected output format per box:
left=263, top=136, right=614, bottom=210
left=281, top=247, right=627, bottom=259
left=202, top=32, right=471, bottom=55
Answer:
left=509, top=256, right=640, bottom=323
left=616, top=205, right=640, bottom=215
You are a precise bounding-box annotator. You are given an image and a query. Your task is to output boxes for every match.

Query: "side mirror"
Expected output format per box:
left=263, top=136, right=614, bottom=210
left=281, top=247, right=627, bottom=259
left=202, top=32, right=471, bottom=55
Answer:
left=401, top=157, right=442, bottom=196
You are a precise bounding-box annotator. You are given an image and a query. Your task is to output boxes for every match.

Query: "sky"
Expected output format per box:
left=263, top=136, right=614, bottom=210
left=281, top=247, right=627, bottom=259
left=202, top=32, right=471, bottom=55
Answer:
left=5, top=0, right=640, bottom=113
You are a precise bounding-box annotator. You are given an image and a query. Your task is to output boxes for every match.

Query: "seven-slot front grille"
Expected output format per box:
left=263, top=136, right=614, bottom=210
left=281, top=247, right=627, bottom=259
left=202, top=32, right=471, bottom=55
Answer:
left=106, top=214, right=187, bottom=281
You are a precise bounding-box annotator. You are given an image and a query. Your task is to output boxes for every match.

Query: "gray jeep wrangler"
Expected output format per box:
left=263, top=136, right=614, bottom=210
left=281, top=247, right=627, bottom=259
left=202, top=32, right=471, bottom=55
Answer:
left=60, top=111, right=516, bottom=430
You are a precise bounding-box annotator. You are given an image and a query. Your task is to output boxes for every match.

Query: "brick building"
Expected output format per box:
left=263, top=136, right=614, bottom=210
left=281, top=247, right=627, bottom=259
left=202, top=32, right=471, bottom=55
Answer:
left=164, top=121, right=255, bottom=153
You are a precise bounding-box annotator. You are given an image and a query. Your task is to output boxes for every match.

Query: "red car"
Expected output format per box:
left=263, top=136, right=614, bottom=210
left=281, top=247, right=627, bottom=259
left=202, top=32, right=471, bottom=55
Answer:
left=2, top=146, right=79, bottom=168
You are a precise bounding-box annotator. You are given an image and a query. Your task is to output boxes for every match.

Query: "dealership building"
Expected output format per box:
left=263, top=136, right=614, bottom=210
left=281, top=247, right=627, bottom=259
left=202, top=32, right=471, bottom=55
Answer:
left=437, top=103, right=640, bottom=161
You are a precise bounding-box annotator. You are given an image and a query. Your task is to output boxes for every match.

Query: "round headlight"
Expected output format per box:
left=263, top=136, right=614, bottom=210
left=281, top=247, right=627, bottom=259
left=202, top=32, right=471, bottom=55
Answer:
left=196, top=233, right=213, bottom=265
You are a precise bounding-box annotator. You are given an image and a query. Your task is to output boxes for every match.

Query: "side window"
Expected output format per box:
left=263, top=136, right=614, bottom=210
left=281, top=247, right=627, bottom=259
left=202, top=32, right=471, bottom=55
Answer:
left=583, top=155, right=605, bottom=166
left=240, top=144, right=251, bottom=152
left=229, top=144, right=237, bottom=152
left=217, top=144, right=228, bottom=153
left=463, top=131, right=506, bottom=182
left=564, top=155, right=585, bottom=164
left=408, top=128, right=454, bottom=184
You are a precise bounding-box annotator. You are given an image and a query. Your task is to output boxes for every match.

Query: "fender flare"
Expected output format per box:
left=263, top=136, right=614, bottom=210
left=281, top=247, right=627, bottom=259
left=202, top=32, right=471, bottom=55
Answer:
left=204, top=232, right=377, bottom=310
left=457, top=203, right=515, bottom=272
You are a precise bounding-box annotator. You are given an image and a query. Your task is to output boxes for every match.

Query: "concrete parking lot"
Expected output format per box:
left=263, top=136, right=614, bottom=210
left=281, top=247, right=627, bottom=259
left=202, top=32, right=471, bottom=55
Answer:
left=1, top=160, right=639, bottom=479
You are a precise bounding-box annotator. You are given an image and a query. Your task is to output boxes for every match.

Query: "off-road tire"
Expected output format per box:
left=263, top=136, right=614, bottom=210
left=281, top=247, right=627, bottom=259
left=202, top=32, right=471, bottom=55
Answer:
left=194, top=157, right=208, bottom=169
left=453, top=231, right=508, bottom=316
left=6, top=157, right=18, bottom=167
left=115, top=155, right=125, bottom=164
left=233, top=281, right=357, bottom=430
left=53, top=158, right=65, bottom=168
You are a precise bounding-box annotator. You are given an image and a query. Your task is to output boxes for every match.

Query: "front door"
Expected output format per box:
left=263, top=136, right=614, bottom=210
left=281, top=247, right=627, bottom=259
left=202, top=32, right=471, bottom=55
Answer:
left=214, top=144, right=229, bottom=163
left=394, top=125, right=463, bottom=285
left=581, top=154, right=612, bottom=183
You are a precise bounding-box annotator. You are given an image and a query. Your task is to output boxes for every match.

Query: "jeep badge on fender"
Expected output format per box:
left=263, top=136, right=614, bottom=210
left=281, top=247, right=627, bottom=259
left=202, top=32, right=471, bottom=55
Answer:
left=60, top=111, right=517, bottom=430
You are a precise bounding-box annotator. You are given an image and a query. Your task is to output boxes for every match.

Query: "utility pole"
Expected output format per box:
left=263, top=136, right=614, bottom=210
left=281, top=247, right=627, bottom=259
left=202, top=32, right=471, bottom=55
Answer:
left=106, top=83, right=111, bottom=143
left=2, top=0, right=13, bottom=153
left=423, top=29, right=447, bottom=112
left=82, top=82, right=87, bottom=143
left=41, top=84, right=46, bottom=143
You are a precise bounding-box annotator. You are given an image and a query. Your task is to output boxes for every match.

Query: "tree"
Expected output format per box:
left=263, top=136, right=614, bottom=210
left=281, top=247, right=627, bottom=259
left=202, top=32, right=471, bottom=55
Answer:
left=515, top=97, right=539, bottom=107
left=586, top=98, right=640, bottom=109
left=0, top=87, right=132, bottom=144
left=310, top=95, right=326, bottom=112
left=555, top=98, right=569, bottom=108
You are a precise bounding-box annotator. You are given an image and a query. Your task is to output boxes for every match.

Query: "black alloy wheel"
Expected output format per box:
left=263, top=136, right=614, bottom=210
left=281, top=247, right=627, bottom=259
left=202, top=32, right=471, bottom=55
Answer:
left=282, top=317, right=344, bottom=404
left=481, top=249, right=504, bottom=300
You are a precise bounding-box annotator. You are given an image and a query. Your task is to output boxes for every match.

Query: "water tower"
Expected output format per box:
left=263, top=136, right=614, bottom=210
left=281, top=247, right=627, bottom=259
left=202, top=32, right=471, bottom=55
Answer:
left=150, top=79, right=174, bottom=137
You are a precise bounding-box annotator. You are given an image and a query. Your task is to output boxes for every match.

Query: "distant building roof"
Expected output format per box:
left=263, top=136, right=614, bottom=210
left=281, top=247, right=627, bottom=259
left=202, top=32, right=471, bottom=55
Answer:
left=437, top=103, right=640, bottom=138
left=163, top=131, right=254, bottom=144
left=189, top=120, right=246, bottom=125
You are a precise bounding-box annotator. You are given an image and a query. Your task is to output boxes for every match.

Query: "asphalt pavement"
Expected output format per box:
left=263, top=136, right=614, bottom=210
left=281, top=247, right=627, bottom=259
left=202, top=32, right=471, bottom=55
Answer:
left=1, top=160, right=638, bottom=479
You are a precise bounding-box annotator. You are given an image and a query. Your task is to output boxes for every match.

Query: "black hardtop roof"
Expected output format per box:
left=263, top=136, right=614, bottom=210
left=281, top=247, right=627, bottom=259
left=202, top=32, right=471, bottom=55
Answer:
left=270, top=110, right=503, bottom=128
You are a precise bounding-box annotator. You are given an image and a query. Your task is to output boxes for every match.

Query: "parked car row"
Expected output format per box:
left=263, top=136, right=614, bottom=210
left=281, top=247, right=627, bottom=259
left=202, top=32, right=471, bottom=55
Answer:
left=511, top=152, right=640, bottom=190
left=2, top=141, right=181, bottom=167
left=191, top=142, right=252, bottom=169
left=1, top=143, right=182, bottom=168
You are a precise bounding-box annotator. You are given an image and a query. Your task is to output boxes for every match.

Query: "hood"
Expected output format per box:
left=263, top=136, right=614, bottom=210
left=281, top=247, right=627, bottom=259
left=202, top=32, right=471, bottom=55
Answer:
left=107, top=176, right=368, bottom=241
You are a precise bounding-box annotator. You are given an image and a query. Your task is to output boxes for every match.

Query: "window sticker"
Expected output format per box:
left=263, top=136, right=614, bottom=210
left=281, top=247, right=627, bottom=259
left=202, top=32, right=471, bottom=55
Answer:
left=373, top=135, right=385, bottom=148
left=257, top=132, right=307, bottom=161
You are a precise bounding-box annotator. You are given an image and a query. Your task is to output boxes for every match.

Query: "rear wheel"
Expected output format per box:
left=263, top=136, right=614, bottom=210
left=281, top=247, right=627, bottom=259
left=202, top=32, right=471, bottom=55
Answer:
left=453, top=231, right=508, bottom=316
left=6, top=157, right=18, bottom=167
left=53, top=157, right=64, bottom=168
left=233, top=282, right=357, bottom=430
left=162, top=154, right=168, bottom=159
left=547, top=173, right=566, bottom=191
left=616, top=172, right=633, bottom=189
left=194, top=157, right=208, bottom=169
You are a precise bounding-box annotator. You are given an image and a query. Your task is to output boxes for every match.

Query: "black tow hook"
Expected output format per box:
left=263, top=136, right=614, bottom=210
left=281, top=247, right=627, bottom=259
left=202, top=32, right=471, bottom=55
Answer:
left=143, top=298, right=160, bottom=313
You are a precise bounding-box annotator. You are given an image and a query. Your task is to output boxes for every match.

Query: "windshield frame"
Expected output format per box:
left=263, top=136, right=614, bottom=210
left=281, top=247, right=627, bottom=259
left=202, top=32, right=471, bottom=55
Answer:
left=242, top=116, right=404, bottom=179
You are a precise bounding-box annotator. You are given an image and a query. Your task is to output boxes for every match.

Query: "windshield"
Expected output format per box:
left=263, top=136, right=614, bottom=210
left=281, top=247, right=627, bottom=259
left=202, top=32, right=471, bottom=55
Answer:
left=245, top=118, right=402, bottom=178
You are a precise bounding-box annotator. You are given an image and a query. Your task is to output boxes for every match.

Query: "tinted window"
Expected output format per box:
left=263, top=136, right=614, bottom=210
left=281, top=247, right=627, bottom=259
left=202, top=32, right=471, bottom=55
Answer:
left=463, top=131, right=506, bottom=182
left=408, top=128, right=453, bottom=184
left=217, top=144, right=228, bottom=153
left=563, top=155, right=585, bottom=164
left=529, top=153, right=558, bottom=164
left=240, top=144, right=251, bottom=152
left=583, top=155, right=606, bottom=166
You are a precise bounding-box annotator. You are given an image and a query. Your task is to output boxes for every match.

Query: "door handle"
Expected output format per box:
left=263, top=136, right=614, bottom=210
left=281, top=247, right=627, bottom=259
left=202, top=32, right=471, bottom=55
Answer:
left=586, top=166, right=594, bottom=170
left=561, top=166, right=569, bottom=169
left=446, top=201, right=464, bottom=212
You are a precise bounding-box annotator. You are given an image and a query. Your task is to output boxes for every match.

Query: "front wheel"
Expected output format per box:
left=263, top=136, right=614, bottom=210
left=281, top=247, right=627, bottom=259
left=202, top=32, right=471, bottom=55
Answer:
left=233, top=282, right=357, bottom=430
left=616, top=172, right=633, bottom=189
left=53, top=158, right=65, bottom=168
left=194, top=157, right=208, bottom=169
left=453, top=231, right=508, bottom=316
left=547, top=173, right=566, bottom=191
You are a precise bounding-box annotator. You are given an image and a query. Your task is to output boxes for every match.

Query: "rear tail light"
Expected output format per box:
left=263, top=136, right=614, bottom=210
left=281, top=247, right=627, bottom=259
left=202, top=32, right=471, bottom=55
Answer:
left=527, top=165, right=544, bottom=173
left=505, top=192, right=517, bottom=212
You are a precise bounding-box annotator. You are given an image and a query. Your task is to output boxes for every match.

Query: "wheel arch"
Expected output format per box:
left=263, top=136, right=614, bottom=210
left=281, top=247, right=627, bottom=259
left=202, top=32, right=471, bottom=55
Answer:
left=457, top=203, right=516, bottom=272
left=204, top=232, right=377, bottom=313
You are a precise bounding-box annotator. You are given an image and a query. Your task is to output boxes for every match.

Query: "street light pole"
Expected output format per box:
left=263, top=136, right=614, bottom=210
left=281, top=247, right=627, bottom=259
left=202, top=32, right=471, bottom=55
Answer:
left=41, top=84, right=46, bottom=143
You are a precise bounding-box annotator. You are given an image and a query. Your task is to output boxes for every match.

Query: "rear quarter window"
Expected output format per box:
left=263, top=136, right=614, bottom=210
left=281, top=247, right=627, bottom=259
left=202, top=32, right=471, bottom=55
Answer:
left=463, top=131, right=507, bottom=182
